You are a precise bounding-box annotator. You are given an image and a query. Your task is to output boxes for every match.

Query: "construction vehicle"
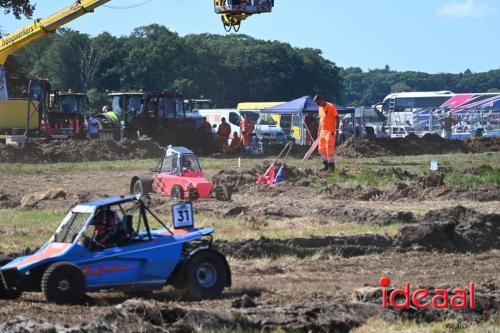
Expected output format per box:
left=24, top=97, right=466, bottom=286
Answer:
left=104, top=91, right=205, bottom=146
left=0, top=79, right=86, bottom=143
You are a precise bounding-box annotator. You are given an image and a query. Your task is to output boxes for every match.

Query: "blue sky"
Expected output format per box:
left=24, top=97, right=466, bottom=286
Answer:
left=1, top=0, right=499, bottom=73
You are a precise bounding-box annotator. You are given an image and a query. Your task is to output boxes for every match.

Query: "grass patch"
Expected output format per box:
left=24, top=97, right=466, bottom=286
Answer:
left=0, top=209, right=64, bottom=253
left=446, top=168, right=500, bottom=188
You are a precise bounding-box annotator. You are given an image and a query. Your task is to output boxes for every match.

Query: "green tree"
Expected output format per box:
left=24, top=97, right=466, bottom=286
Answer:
left=0, top=0, right=34, bottom=19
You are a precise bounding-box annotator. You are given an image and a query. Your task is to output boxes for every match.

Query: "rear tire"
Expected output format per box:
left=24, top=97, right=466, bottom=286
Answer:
left=42, top=262, right=85, bottom=304
left=179, top=250, right=229, bottom=300
left=133, top=180, right=145, bottom=199
left=171, top=185, right=184, bottom=201
left=215, top=184, right=231, bottom=201
left=0, top=256, right=22, bottom=299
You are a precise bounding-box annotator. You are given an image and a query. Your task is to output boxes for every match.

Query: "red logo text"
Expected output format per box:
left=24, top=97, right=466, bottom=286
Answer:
left=379, top=276, right=475, bottom=310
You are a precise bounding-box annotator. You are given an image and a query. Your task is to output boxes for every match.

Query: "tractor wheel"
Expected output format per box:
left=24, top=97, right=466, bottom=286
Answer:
left=133, top=180, right=145, bottom=199
left=180, top=250, right=229, bottom=300
left=215, top=184, right=232, bottom=202
left=171, top=185, right=184, bottom=201
left=41, top=262, right=86, bottom=304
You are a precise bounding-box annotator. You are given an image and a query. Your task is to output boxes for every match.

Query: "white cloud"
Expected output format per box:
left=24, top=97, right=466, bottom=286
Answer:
left=437, top=0, right=494, bottom=18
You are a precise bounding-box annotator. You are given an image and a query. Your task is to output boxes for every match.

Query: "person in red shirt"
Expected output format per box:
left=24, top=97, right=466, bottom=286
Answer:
left=314, top=95, right=339, bottom=172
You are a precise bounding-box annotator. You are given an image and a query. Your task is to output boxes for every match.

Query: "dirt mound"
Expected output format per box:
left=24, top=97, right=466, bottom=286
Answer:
left=216, top=206, right=499, bottom=259
left=20, top=189, right=67, bottom=208
left=418, top=172, right=445, bottom=188
left=0, top=137, right=162, bottom=163
left=215, top=235, right=393, bottom=259
left=0, top=299, right=392, bottom=333
left=337, top=134, right=469, bottom=158
left=396, top=206, right=500, bottom=252
left=467, top=137, right=500, bottom=153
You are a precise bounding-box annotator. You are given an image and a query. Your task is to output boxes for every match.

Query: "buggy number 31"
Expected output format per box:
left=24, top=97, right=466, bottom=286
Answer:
left=172, top=203, right=194, bottom=229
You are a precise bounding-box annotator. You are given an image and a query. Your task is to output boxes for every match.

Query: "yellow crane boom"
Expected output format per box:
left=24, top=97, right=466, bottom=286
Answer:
left=0, top=0, right=112, bottom=65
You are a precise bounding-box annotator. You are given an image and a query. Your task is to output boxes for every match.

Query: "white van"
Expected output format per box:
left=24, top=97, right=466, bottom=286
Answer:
left=198, top=108, right=286, bottom=144
left=198, top=109, right=241, bottom=136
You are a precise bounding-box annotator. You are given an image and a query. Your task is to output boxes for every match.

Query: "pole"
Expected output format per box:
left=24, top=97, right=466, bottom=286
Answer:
left=0, top=65, right=8, bottom=100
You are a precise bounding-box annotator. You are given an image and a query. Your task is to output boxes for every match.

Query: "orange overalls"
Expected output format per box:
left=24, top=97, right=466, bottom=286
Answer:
left=240, top=118, right=255, bottom=147
left=225, top=133, right=242, bottom=154
left=217, top=122, right=231, bottom=153
left=318, top=102, right=338, bottom=162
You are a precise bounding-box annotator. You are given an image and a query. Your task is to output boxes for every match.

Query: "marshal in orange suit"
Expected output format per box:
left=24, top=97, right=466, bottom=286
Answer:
left=314, top=95, right=339, bottom=172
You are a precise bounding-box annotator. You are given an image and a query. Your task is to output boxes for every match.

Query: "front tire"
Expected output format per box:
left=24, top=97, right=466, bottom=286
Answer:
left=42, top=262, right=86, bottom=304
left=133, top=180, right=145, bottom=199
left=178, top=250, right=229, bottom=300
left=171, top=185, right=184, bottom=201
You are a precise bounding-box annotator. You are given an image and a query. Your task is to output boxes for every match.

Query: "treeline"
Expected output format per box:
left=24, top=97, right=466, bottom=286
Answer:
left=342, top=66, right=500, bottom=106
left=6, top=25, right=342, bottom=110
left=5, top=24, right=500, bottom=109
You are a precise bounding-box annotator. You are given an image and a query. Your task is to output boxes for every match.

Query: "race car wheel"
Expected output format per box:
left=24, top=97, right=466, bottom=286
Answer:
left=42, top=262, right=86, bottom=304
left=0, top=256, right=22, bottom=299
left=133, top=180, right=145, bottom=199
left=215, top=184, right=231, bottom=201
left=181, top=250, right=228, bottom=299
left=171, top=185, right=184, bottom=201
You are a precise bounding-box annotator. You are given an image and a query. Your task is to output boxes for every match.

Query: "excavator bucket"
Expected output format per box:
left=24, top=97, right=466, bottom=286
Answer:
left=214, top=0, right=274, bottom=32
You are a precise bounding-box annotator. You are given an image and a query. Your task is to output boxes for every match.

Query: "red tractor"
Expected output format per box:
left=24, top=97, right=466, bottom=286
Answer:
left=130, top=146, right=231, bottom=201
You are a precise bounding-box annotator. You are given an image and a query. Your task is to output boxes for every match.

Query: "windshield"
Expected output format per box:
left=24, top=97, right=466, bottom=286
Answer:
left=53, top=211, right=92, bottom=243
left=128, top=96, right=143, bottom=114
left=258, top=114, right=277, bottom=126
left=59, top=96, right=84, bottom=114
left=181, top=154, right=202, bottom=173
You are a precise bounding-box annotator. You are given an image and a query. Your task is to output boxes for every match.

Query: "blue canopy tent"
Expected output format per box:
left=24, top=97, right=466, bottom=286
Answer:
left=261, top=96, right=349, bottom=115
left=260, top=96, right=351, bottom=144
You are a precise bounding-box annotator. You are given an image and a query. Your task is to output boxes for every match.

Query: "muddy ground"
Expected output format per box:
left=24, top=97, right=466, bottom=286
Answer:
left=0, top=156, right=498, bottom=331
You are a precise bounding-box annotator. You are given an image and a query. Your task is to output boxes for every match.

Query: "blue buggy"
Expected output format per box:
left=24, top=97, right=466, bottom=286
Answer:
left=0, top=195, right=231, bottom=304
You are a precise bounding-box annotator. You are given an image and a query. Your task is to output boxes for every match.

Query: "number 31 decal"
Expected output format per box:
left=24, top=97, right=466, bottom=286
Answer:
left=172, top=203, right=194, bottom=229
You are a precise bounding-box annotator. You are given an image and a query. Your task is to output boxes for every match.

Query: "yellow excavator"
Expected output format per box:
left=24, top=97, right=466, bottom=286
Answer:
left=0, top=0, right=275, bottom=141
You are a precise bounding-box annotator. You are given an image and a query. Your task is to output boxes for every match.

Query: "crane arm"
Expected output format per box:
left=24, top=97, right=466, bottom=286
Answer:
left=0, top=0, right=111, bottom=65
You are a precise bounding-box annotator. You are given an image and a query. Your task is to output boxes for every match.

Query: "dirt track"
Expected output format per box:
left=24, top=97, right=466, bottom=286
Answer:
left=0, top=154, right=498, bottom=331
